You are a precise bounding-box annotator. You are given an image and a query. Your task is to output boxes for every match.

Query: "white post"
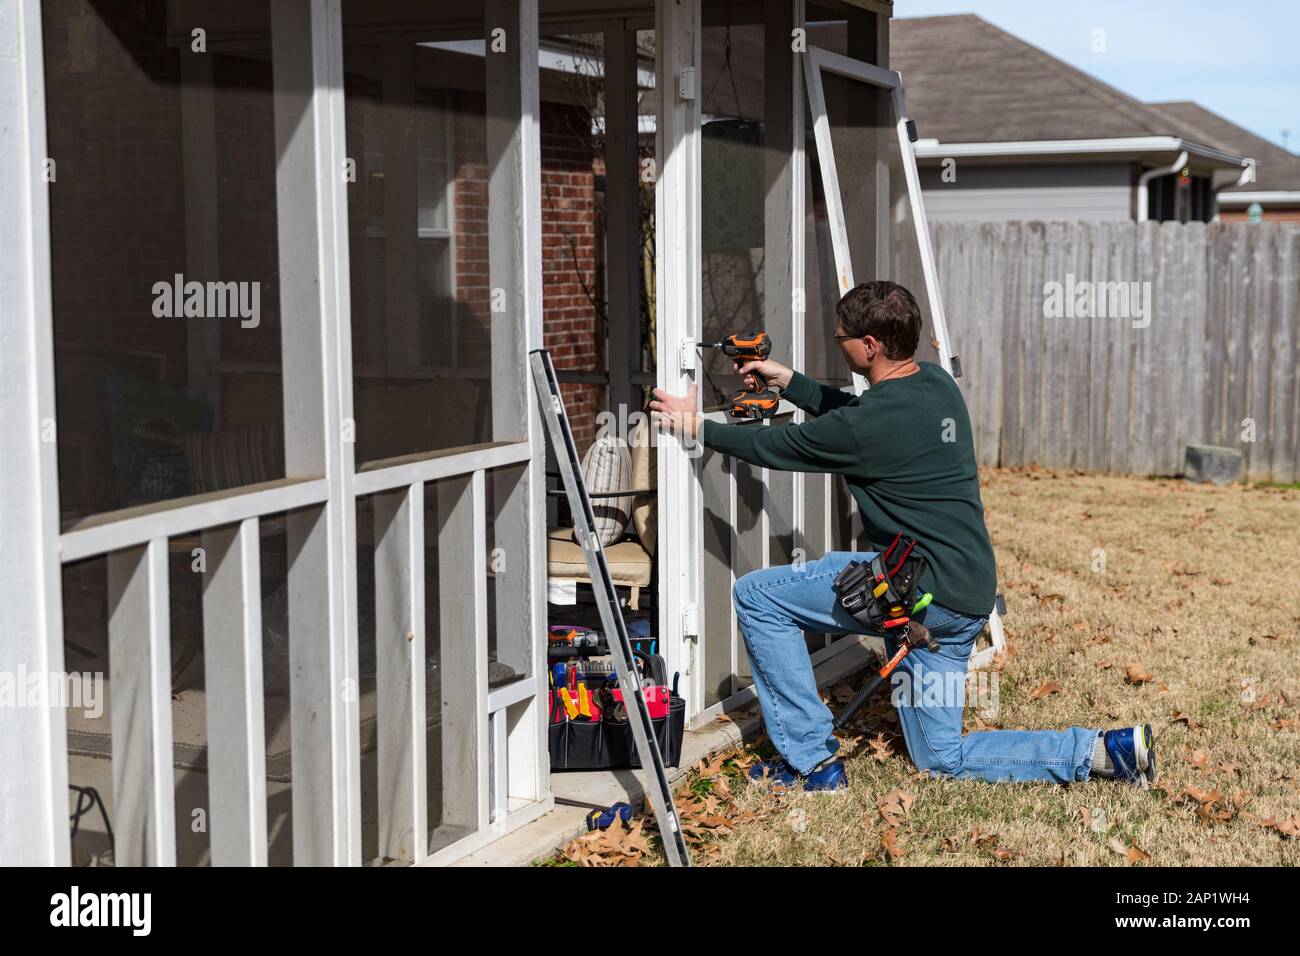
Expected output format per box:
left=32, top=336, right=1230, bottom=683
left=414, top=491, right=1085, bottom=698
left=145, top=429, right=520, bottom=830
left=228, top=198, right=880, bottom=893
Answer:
left=372, top=484, right=427, bottom=863
left=0, top=0, right=70, bottom=866
left=201, top=519, right=269, bottom=866
left=655, top=0, right=703, bottom=718
left=107, top=539, right=177, bottom=867
left=271, top=0, right=361, bottom=866
left=484, top=0, right=548, bottom=808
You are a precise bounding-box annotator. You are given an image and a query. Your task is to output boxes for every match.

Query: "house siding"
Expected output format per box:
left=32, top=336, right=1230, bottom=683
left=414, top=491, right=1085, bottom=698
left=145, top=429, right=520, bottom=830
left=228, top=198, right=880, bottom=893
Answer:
left=919, top=161, right=1134, bottom=222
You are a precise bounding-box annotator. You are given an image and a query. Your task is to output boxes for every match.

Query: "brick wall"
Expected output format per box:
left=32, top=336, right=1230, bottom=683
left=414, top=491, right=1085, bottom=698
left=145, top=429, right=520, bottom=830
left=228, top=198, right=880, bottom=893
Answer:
left=1219, top=207, right=1300, bottom=223
left=540, top=104, right=605, bottom=451
left=439, top=96, right=605, bottom=450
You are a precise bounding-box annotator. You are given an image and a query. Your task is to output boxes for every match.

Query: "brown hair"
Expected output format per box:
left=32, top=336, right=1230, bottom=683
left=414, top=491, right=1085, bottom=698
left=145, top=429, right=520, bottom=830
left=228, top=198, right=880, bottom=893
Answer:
left=835, top=281, right=922, bottom=360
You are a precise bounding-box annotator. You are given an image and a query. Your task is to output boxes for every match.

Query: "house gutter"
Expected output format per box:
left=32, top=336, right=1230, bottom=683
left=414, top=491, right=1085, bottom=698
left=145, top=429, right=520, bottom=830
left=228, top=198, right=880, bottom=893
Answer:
left=1136, top=150, right=1187, bottom=223
left=912, top=135, right=1248, bottom=168
left=1218, top=189, right=1300, bottom=206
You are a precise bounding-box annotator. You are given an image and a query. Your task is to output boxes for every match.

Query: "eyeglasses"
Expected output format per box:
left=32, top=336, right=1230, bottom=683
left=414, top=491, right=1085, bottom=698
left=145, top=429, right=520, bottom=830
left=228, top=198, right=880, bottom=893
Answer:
left=832, top=331, right=859, bottom=342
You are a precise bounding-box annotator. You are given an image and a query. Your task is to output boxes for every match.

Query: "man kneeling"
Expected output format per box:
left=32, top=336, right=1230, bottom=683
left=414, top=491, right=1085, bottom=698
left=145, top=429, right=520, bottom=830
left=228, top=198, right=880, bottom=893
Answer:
left=650, top=281, right=1155, bottom=792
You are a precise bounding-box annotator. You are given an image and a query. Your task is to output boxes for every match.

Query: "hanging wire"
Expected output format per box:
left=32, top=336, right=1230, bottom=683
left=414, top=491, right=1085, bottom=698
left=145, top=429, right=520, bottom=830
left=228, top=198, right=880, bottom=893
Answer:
left=69, top=784, right=115, bottom=862
left=703, top=14, right=746, bottom=119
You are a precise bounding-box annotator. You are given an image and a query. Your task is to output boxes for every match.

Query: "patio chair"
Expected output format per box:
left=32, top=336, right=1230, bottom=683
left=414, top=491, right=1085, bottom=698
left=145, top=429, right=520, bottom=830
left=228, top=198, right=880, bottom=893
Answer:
left=546, top=417, right=657, bottom=612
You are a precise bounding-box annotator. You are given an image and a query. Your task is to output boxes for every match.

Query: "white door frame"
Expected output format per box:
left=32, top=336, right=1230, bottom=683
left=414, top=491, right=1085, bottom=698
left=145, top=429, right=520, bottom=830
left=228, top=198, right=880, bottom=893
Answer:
left=0, top=0, right=71, bottom=866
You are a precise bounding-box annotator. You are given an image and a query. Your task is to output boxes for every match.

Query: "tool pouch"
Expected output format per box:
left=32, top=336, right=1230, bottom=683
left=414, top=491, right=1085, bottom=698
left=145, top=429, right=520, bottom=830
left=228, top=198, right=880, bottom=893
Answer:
left=548, top=650, right=685, bottom=771
left=832, top=534, right=927, bottom=636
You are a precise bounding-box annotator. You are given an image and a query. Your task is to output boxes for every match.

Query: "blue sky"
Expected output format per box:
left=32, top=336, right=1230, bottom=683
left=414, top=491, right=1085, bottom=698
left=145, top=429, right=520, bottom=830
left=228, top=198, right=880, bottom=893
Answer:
left=895, top=0, right=1299, bottom=150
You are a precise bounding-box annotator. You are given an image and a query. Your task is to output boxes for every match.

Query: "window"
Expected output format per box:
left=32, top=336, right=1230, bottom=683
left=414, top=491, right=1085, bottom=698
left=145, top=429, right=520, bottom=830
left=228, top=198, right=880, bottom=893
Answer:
left=44, top=0, right=286, bottom=520
left=344, top=33, right=495, bottom=464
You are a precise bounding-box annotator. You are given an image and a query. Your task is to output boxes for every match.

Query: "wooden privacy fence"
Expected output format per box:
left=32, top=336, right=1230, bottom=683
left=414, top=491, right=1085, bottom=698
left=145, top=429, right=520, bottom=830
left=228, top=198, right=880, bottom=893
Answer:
left=934, top=221, right=1299, bottom=483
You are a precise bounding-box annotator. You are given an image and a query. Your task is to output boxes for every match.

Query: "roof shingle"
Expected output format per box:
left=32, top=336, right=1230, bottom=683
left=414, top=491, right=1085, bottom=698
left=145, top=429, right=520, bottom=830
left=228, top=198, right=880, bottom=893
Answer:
left=889, top=11, right=1276, bottom=184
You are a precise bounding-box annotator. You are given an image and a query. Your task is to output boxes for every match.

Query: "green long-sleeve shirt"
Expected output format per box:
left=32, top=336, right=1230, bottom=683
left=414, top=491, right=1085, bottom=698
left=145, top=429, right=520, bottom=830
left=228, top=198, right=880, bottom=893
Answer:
left=700, top=362, right=997, bottom=616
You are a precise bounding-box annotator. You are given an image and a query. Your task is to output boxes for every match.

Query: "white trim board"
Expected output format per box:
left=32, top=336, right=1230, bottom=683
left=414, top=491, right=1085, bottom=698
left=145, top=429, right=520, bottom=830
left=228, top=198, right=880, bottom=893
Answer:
left=912, top=135, right=1253, bottom=171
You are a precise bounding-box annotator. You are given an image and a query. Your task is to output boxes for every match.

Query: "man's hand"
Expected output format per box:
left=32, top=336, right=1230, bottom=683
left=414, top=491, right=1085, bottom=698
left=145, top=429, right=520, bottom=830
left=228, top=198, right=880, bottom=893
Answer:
left=736, top=357, right=793, bottom=392
left=649, top=384, right=700, bottom=439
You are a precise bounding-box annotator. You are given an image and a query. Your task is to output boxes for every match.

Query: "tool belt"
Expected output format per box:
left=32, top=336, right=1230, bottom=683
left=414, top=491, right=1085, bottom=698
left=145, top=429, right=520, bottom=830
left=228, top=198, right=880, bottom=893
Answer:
left=832, top=532, right=929, bottom=636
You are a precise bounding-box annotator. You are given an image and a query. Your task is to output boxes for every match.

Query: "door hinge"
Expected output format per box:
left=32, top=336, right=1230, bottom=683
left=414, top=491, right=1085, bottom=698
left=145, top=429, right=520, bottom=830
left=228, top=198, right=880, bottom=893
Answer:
left=681, top=602, right=699, bottom=638
left=680, top=336, right=698, bottom=373
left=678, top=67, right=696, bottom=100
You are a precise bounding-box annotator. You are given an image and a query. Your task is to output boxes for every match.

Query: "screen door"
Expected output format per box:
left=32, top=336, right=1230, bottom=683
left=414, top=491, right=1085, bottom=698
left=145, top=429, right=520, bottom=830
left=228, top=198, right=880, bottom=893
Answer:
left=801, top=47, right=1005, bottom=668
left=801, top=46, right=956, bottom=388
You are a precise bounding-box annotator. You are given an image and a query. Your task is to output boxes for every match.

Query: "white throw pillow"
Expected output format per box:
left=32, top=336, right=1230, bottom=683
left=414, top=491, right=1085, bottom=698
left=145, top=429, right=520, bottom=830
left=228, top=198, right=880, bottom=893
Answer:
left=575, top=434, right=633, bottom=546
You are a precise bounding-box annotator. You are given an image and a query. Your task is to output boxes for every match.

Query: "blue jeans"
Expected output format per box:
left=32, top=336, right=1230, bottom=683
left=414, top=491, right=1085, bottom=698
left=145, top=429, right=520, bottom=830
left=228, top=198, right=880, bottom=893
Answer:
left=733, top=551, right=1102, bottom=782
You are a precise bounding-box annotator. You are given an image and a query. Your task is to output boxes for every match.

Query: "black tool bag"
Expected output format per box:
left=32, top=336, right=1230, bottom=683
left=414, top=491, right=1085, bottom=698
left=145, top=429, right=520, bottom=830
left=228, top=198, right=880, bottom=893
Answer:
left=832, top=533, right=928, bottom=636
left=548, top=651, right=685, bottom=771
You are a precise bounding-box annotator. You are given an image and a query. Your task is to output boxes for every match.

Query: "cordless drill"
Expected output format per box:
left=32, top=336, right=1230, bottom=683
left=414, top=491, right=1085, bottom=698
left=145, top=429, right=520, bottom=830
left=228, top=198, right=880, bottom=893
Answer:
left=700, top=331, right=780, bottom=421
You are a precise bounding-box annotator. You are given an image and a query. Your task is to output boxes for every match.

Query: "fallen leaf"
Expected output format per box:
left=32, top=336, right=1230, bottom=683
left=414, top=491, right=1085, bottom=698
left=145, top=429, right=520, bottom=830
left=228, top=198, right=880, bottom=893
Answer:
left=1125, top=662, right=1154, bottom=685
left=868, top=732, right=894, bottom=763
left=829, top=682, right=856, bottom=704
left=1262, top=816, right=1300, bottom=839
left=881, top=827, right=905, bottom=861
left=696, top=753, right=727, bottom=779
left=877, top=789, right=915, bottom=825
left=1126, top=843, right=1151, bottom=864
left=1170, top=711, right=1202, bottom=730
left=1029, top=679, right=1064, bottom=701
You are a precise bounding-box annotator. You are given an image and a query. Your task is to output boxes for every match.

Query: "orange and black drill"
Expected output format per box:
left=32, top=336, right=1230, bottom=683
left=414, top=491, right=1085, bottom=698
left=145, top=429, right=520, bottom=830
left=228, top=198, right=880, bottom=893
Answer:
left=700, top=331, right=780, bottom=421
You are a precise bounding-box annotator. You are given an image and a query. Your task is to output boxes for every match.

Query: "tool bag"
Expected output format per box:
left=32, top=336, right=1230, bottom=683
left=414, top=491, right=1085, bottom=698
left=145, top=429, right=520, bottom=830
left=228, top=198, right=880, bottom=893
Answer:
left=548, top=650, right=685, bottom=771
left=832, top=532, right=928, bottom=636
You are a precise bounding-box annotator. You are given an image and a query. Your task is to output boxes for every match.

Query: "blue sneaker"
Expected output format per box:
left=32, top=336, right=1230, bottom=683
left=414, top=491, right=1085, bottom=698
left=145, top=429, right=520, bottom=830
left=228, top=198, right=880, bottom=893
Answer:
left=1103, top=724, right=1156, bottom=785
left=748, top=757, right=848, bottom=793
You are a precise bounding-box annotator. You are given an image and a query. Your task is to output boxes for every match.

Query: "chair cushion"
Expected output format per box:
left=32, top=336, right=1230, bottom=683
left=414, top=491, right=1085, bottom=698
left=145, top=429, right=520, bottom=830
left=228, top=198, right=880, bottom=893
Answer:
left=576, top=434, right=632, bottom=545
left=629, top=416, right=657, bottom=556
left=183, top=423, right=284, bottom=494
left=548, top=527, right=652, bottom=588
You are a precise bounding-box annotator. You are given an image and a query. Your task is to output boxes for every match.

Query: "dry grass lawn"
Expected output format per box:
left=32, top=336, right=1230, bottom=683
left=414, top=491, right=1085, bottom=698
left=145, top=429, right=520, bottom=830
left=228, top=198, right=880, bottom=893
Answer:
left=552, top=468, right=1300, bottom=867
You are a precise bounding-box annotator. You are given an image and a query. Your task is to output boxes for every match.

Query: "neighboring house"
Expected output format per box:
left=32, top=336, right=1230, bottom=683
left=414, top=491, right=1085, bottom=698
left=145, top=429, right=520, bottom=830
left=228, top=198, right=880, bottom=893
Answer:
left=1146, top=101, right=1300, bottom=222
left=891, top=15, right=1257, bottom=223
